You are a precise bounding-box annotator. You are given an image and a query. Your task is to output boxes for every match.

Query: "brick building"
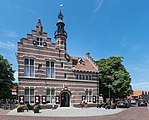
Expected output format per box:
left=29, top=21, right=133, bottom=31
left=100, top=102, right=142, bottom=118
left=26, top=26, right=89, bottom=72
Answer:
left=132, top=90, right=149, bottom=101
left=16, top=10, right=99, bottom=107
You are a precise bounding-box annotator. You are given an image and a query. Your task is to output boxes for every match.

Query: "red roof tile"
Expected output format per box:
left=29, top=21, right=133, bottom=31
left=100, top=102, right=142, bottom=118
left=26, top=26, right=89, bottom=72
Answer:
left=132, top=90, right=143, bottom=97
left=72, top=57, right=98, bottom=72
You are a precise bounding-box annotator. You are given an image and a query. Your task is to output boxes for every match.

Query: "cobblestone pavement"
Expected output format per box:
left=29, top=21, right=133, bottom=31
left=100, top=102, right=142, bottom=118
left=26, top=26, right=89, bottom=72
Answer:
left=0, top=107, right=149, bottom=120
left=6, top=107, right=124, bottom=117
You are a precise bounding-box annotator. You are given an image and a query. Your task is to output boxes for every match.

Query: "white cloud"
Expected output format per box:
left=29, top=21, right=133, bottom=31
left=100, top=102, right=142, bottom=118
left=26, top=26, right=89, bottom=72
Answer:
left=133, top=82, right=149, bottom=87
left=2, top=29, right=18, bottom=38
left=28, top=8, right=37, bottom=15
left=0, top=41, right=16, bottom=50
left=132, top=82, right=149, bottom=91
left=90, top=0, right=104, bottom=22
left=93, top=0, right=104, bottom=15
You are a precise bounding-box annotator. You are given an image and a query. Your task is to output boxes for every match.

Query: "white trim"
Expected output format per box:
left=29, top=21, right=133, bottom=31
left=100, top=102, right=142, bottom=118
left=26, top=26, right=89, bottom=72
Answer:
left=24, top=58, right=35, bottom=77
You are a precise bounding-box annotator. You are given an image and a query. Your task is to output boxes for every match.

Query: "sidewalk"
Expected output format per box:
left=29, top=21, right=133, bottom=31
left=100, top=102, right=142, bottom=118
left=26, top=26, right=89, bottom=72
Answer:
left=7, top=107, right=124, bottom=117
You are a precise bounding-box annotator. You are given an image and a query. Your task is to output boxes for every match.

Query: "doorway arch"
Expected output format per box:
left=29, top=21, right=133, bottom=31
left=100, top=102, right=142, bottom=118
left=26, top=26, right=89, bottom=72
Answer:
left=60, top=91, right=70, bottom=107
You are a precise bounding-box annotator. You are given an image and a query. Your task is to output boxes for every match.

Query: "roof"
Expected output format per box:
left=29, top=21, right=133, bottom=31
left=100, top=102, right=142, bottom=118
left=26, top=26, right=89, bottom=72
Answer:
left=132, top=90, right=143, bottom=97
left=72, top=57, right=98, bottom=72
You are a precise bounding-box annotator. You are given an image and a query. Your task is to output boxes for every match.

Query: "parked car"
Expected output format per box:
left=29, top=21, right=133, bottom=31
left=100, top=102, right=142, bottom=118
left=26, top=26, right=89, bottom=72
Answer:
left=130, top=99, right=137, bottom=106
left=138, top=99, right=147, bottom=106
left=117, top=100, right=130, bottom=108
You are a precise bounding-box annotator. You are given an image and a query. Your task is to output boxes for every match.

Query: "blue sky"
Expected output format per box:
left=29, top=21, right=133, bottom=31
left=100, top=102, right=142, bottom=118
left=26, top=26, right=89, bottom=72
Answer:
left=0, top=0, right=149, bottom=91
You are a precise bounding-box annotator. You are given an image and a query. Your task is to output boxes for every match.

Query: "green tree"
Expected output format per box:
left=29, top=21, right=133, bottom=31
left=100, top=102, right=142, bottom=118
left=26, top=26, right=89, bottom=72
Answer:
left=96, top=56, right=133, bottom=101
left=0, top=54, right=15, bottom=100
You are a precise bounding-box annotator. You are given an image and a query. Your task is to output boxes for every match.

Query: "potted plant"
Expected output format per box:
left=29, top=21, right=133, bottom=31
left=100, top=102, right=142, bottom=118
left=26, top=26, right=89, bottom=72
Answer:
left=33, top=104, right=40, bottom=113
left=17, top=105, right=24, bottom=112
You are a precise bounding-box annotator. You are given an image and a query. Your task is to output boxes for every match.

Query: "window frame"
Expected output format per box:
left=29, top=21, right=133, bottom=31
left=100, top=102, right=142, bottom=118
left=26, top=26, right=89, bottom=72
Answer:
left=36, top=37, right=44, bottom=47
left=85, top=89, right=92, bottom=103
left=46, top=60, right=55, bottom=79
left=24, top=88, right=35, bottom=104
left=24, top=58, right=35, bottom=77
left=46, top=88, right=56, bottom=104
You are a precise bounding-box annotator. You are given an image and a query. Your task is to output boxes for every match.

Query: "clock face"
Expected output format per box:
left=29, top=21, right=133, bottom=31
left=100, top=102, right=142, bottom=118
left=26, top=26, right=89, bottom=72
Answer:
left=65, top=53, right=70, bottom=62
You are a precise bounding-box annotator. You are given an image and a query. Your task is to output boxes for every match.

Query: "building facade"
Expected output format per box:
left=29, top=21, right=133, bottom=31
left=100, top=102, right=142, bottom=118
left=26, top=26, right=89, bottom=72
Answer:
left=17, top=11, right=99, bottom=107
left=132, top=90, right=149, bottom=101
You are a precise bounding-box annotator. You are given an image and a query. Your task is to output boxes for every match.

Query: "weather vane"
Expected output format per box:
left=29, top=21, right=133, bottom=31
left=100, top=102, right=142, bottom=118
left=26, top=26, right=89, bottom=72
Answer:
left=60, top=4, right=63, bottom=10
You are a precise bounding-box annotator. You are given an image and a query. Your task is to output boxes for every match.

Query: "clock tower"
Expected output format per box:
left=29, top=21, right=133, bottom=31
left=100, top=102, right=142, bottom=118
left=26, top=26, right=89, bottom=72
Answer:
left=54, top=10, right=67, bottom=50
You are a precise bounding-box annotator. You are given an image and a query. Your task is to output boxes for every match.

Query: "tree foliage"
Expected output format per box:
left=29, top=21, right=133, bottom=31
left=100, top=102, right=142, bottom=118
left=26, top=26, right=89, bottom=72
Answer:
left=0, top=54, right=15, bottom=100
left=96, top=56, right=133, bottom=100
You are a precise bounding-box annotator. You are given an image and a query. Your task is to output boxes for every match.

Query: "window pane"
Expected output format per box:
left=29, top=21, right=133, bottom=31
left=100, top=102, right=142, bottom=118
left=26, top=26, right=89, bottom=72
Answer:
left=37, top=38, right=39, bottom=45
left=85, top=90, right=88, bottom=96
left=24, top=66, right=29, bottom=76
left=82, top=75, right=85, bottom=80
left=25, top=89, right=29, bottom=95
left=30, top=89, right=34, bottom=95
left=40, top=38, right=43, bottom=46
left=61, top=62, right=63, bottom=68
left=51, top=61, right=54, bottom=67
left=89, top=90, right=92, bottom=95
left=89, top=75, right=91, bottom=80
left=46, top=96, right=50, bottom=103
left=51, top=88, right=55, bottom=95
left=30, top=96, right=34, bottom=103
left=40, top=38, right=42, bottom=42
left=24, top=96, right=29, bottom=103
left=89, top=96, right=92, bottom=102
left=46, top=68, right=51, bottom=77
left=30, top=59, right=34, bottom=65
left=51, top=68, right=55, bottom=78
left=76, top=74, right=78, bottom=79
left=46, top=61, right=49, bottom=67
left=51, top=96, right=55, bottom=103
left=86, top=75, right=88, bottom=80
left=46, top=89, right=50, bottom=95
left=24, top=59, right=29, bottom=65
left=64, top=73, right=67, bottom=79
left=30, top=67, right=34, bottom=77
left=79, top=75, right=81, bottom=79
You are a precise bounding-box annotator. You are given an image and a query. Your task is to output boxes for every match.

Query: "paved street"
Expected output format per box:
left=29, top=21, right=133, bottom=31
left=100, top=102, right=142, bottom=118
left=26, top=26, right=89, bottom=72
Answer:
left=0, top=107, right=149, bottom=120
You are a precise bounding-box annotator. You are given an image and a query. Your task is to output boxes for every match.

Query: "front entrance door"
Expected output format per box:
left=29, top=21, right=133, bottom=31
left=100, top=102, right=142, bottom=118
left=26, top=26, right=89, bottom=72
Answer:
left=60, top=92, right=70, bottom=107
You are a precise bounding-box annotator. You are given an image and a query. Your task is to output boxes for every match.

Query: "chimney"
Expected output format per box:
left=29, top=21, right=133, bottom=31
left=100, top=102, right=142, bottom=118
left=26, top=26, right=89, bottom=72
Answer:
left=86, top=52, right=90, bottom=59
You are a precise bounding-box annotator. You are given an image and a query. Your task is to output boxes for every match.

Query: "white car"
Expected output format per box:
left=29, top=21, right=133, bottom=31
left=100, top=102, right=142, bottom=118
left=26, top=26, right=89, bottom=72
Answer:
left=130, top=99, right=137, bottom=105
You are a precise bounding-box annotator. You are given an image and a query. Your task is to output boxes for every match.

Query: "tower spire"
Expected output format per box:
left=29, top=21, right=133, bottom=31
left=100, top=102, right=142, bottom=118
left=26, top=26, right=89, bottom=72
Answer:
left=54, top=5, right=67, bottom=50
left=54, top=5, right=67, bottom=38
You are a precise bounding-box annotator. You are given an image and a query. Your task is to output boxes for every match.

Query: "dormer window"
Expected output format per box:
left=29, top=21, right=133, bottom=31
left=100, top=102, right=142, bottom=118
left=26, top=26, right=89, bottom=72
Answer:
left=78, top=58, right=84, bottom=65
